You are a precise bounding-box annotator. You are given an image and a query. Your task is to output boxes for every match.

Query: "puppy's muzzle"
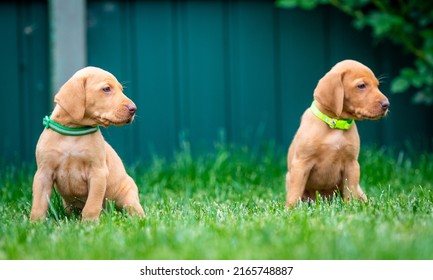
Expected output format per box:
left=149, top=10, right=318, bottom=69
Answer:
left=379, top=99, right=390, bottom=110
left=126, top=103, right=137, bottom=123
left=379, top=99, right=390, bottom=116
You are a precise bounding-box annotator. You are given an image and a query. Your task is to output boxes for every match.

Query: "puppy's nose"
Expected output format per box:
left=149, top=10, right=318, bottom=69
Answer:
left=127, top=103, right=137, bottom=115
left=379, top=100, right=390, bottom=110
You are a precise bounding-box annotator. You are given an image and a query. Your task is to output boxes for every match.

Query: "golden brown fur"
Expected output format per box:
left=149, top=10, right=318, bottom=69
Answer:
left=285, top=60, right=390, bottom=207
left=30, top=67, right=145, bottom=221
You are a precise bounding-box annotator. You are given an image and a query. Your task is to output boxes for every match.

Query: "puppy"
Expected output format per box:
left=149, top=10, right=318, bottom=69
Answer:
left=286, top=60, right=389, bottom=207
left=30, top=67, right=145, bottom=221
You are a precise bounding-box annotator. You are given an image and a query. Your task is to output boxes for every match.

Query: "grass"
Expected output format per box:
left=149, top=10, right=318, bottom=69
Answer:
left=0, top=143, right=433, bottom=260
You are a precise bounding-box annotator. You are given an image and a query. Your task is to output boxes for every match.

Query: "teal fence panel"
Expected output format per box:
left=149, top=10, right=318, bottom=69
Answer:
left=132, top=1, right=179, bottom=158
left=0, top=1, right=49, bottom=162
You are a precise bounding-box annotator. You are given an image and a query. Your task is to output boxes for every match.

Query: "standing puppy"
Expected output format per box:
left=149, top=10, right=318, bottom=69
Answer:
left=286, top=60, right=389, bottom=207
left=30, top=67, right=145, bottom=221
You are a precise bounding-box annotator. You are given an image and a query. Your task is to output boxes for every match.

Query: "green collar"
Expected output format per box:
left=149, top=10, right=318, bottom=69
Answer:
left=43, top=115, right=99, bottom=136
left=310, top=101, right=354, bottom=130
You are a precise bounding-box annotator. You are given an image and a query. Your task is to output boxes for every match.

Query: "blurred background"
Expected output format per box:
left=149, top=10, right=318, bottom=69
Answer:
left=1, top=0, right=432, bottom=164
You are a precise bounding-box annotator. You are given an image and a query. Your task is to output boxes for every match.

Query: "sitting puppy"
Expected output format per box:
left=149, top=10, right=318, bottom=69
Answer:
left=30, top=67, right=145, bottom=221
left=286, top=60, right=390, bottom=207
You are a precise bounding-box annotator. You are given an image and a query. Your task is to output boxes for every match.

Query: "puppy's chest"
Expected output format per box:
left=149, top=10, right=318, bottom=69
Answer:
left=55, top=139, right=102, bottom=166
left=51, top=139, right=106, bottom=198
left=56, top=149, right=94, bottom=177
left=320, top=130, right=357, bottom=153
left=307, top=131, right=358, bottom=187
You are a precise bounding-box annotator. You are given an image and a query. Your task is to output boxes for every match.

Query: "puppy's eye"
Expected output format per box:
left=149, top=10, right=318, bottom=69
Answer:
left=102, top=87, right=111, bottom=93
left=357, top=84, right=366, bottom=90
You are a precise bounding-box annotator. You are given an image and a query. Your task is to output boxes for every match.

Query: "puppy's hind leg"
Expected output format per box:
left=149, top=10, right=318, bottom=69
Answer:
left=117, top=193, right=145, bottom=218
left=115, top=177, right=145, bottom=218
left=30, top=169, right=54, bottom=221
left=354, top=184, right=367, bottom=202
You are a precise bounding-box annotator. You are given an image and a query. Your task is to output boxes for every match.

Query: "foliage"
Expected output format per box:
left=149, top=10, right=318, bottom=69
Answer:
left=1, top=145, right=433, bottom=259
left=276, top=0, right=433, bottom=105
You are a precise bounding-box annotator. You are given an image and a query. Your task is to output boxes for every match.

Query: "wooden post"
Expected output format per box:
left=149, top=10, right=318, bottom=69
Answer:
left=49, top=0, right=86, bottom=100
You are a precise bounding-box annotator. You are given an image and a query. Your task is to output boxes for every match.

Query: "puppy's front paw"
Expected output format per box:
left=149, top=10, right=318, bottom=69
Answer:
left=81, top=208, right=102, bottom=222
left=30, top=211, right=46, bottom=222
left=125, top=204, right=146, bottom=219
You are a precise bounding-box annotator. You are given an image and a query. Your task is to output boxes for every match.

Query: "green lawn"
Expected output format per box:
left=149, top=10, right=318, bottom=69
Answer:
left=1, top=144, right=432, bottom=260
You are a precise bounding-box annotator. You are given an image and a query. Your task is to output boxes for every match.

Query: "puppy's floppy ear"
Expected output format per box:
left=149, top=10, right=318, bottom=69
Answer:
left=313, top=70, right=345, bottom=117
left=54, top=74, right=86, bottom=121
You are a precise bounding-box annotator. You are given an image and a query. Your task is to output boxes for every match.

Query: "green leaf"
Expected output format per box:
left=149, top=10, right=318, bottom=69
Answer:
left=275, top=0, right=299, bottom=9
left=353, top=18, right=366, bottom=30
left=391, top=76, right=410, bottom=93
left=400, top=67, right=417, bottom=78
left=299, top=0, right=321, bottom=9
left=275, top=0, right=322, bottom=10
left=365, top=12, right=405, bottom=38
left=412, top=75, right=425, bottom=88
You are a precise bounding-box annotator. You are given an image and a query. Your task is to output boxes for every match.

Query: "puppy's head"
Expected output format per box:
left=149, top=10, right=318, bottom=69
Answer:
left=313, top=59, right=389, bottom=120
left=54, top=67, right=137, bottom=127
